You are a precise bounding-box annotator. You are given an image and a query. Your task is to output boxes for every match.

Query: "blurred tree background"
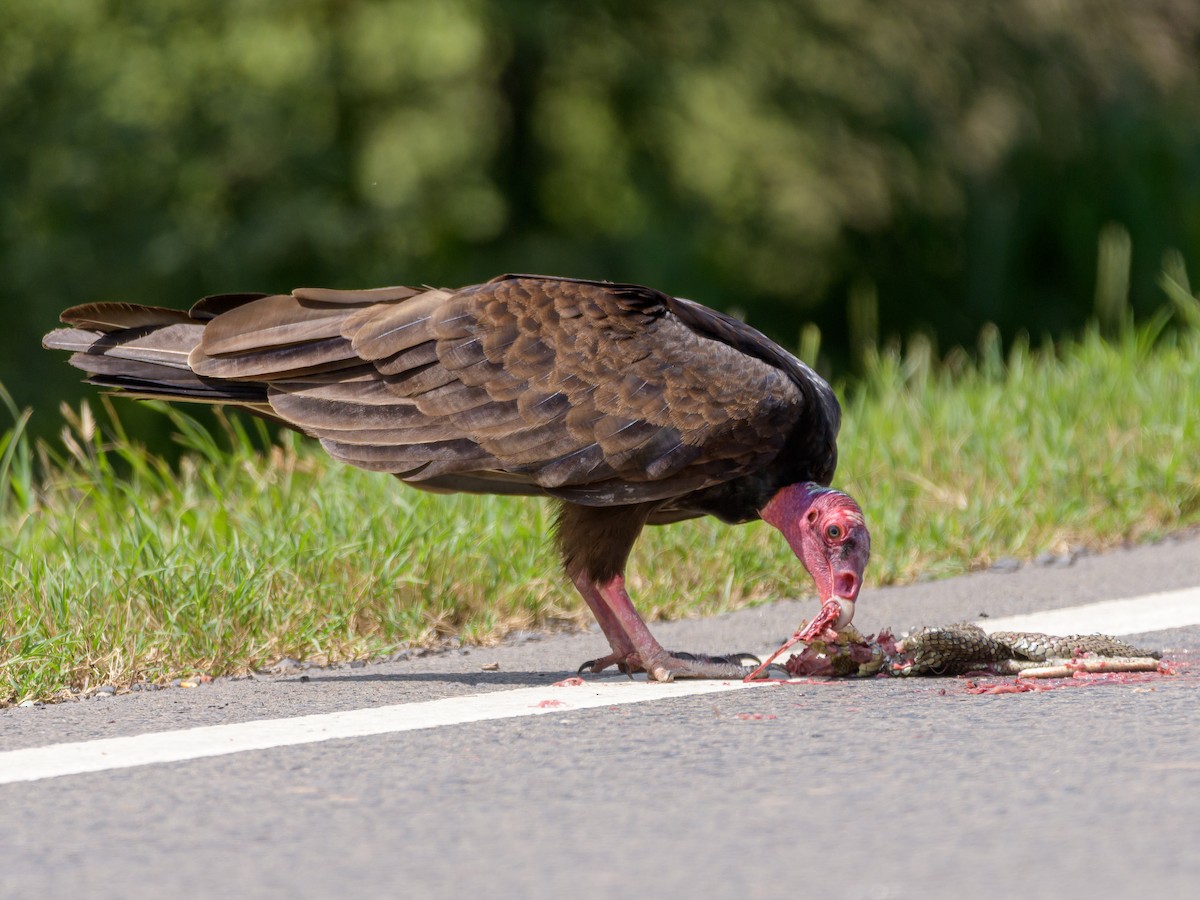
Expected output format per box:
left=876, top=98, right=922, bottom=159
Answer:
left=4, top=0, right=1200, bottom=441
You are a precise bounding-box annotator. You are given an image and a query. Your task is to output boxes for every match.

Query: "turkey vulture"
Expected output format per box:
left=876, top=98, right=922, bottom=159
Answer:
left=43, top=274, right=870, bottom=680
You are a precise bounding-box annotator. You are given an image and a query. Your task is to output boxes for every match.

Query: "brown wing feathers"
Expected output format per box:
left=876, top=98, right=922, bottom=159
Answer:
left=43, top=275, right=815, bottom=506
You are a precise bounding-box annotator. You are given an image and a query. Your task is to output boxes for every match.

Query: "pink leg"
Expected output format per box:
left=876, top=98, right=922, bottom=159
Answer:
left=573, top=573, right=754, bottom=682
left=570, top=572, right=639, bottom=669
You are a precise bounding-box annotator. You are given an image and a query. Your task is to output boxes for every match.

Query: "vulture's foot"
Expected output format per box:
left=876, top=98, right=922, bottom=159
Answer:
left=579, top=650, right=760, bottom=681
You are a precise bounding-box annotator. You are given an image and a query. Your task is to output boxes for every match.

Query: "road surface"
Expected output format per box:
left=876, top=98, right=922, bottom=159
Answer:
left=1, top=533, right=1197, bottom=898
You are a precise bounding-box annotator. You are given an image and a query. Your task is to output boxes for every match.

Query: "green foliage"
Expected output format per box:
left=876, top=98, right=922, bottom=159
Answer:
left=0, top=386, right=34, bottom=517
left=6, top=0, right=1200, bottom=435
left=1, top=398, right=568, bottom=704
left=842, top=303, right=1200, bottom=585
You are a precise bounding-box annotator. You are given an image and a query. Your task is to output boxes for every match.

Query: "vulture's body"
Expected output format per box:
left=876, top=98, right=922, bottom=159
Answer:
left=44, top=274, right=870, bottom=680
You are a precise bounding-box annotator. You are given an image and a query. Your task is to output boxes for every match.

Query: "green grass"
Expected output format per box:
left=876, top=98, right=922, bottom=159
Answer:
left=2, top=278, right=1199, bottom=705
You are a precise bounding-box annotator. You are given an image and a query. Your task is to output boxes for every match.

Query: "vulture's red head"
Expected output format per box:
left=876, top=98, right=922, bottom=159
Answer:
left=760, top=482, right=870, bottom=631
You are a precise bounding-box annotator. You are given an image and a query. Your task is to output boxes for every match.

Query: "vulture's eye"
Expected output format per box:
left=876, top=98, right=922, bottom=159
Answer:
left=825, top=524, right=842, bottom=540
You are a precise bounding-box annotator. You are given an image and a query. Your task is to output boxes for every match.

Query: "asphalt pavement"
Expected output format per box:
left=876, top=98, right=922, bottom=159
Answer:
left=1, top=531, right=1197, bottom=898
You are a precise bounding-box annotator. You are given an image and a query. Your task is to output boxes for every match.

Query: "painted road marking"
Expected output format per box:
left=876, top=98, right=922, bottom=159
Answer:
left=2, top=585, right=1196, bottom=786
left=977, top=586, right=1200, bottom=636
left=0, top=679, right=758, bottom=786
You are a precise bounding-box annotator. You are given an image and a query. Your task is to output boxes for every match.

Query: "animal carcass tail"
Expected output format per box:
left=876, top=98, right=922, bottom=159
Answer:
left=41, top=301, right=270, bottom=407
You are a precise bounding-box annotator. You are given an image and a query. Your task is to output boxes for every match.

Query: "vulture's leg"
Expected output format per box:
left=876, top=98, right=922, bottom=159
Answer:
left=569, top=572, right=641, bottom=674
left=556, top=502, right=757, bottom=682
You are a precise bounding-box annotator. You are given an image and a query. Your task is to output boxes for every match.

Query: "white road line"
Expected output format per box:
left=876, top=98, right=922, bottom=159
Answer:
left=0, top=679, right=758, bottom=786
left=3, top=585, right=1197, bottom=787
left=976, top=586, right=1200, bottom=636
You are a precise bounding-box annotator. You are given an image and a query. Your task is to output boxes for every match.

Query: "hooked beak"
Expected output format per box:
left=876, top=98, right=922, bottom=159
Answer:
left=829, top=596, right=855, bottom=629
left=828, top=569, right=861, bottom=629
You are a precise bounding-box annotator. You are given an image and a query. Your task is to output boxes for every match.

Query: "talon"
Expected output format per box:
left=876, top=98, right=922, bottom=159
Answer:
left=578, top=650, right=640, bottom=676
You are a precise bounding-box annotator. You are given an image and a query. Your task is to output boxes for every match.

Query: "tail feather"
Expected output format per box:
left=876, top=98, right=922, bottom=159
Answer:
left=66, top=351, right=269, bottom=403
left=42, top=327, right=116, bottom=354
left=59, top=302, right=194, bottom=331
left=46, top=323, right=203, bottom=370
left=42, top=310, right=270, bottom=407
left=189, top=292, right=272, bottom=320
left=44, top=287, right=423, bottom=422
